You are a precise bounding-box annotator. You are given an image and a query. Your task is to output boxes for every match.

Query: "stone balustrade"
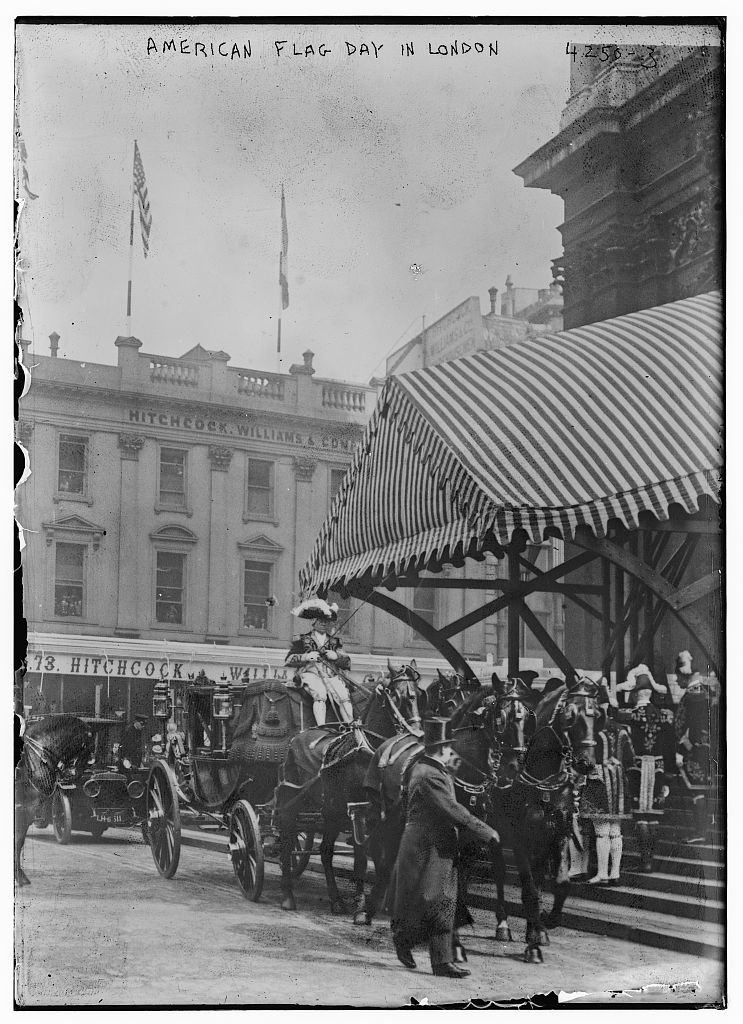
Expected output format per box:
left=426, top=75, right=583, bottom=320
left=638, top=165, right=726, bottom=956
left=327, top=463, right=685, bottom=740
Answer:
left=321, top=384, right=366, bottom=413
left=232, top=368, right=286, bottom=401
left=146, top=354, right=200, bottom=387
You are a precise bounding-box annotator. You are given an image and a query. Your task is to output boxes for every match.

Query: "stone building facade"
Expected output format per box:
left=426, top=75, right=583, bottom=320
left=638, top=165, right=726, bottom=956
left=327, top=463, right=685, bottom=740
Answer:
left=513, top=41, right=722, bottom=677
left=514, top=44, right=722, bottom=330
left=17, top=335, right=498, bottom=718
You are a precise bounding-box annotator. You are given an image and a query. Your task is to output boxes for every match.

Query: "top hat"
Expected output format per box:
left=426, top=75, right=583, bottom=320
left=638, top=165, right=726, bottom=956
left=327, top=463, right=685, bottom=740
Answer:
left=423, top=717, right=452, bottom=750
left=634, top=673, right=653, bottom=692
left=292, top=597, right=339, bottom=623
left=518, top=670, right=539, bottom=688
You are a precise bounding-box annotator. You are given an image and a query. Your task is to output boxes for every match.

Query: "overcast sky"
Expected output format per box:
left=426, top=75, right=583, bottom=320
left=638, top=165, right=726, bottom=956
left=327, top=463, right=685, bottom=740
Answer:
left=14, top=21, right=717, bottom=383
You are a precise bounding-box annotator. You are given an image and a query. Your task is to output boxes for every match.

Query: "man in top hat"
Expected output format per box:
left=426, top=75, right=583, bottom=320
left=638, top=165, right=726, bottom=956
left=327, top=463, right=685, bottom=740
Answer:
left=389, top=717, right=500, bottom=979
left=120, top=714, right=148, bottom=768
left=286, top=597, right=353, bottom=726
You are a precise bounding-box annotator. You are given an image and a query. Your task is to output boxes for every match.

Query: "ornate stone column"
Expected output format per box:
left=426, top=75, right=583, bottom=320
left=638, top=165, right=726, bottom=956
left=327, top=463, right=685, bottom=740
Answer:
left=206, top=446, right=234, bottom=640
left=115, top=434, right=145, bottom=636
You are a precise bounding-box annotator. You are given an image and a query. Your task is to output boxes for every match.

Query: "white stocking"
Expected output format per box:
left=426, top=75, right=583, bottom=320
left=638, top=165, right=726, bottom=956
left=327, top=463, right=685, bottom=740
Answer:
left=590, top=820, right=610, bottom=882
left=609, top=822, right=623, bottom=880
left=313, top=700, right=327, bottom=726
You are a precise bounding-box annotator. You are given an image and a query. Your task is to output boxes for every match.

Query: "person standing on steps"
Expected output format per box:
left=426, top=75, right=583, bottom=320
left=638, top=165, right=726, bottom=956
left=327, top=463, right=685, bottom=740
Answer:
left=389, top=717, right=500, bottom=979
left=285, top=597, right=354, bottom=726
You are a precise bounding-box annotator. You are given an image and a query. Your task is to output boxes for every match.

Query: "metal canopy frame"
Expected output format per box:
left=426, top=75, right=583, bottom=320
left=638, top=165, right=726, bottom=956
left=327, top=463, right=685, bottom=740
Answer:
left=342, top=509, right=721, bottom=683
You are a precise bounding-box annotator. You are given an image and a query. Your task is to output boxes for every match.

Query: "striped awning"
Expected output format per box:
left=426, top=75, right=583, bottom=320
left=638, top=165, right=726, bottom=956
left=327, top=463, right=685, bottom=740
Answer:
left=301, top=291, right=722, bottom=595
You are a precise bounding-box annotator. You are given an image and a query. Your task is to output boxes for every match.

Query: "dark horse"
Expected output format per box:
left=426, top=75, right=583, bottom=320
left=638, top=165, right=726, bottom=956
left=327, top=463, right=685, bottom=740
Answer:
left=15, top=714, right=93, bottom=885
left=489, top=676, right=601, bottom=962
left=358, top=677, right=532, bottom=934
left=275, top=660, right=422, bottom=916
left=418, top=668, right=474, bottom=720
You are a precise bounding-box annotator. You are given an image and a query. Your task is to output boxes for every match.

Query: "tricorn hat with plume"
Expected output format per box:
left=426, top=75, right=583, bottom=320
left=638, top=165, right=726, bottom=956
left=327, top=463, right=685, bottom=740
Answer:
left=291, top=597, right=339, bottom=622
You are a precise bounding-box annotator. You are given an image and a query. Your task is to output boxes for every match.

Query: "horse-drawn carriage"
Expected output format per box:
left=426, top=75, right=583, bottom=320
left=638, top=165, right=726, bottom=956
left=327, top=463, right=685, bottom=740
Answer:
left=143, top=663, right=423, bottom=902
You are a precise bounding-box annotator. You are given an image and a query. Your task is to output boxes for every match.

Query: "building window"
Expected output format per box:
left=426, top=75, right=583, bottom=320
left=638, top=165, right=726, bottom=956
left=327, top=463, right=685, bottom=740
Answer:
left=413, top=585, right=437, bottom=631
left=54, top=542, right=85, bottom=617
left=246, top=459, right=274, bottom=518
left=159, top=448, right=187, bottom=507
left=409, top=585, right=440, bottom=638
left=58, top=435, right=87, bottom=494
left=243, top=560, right=272, bottom=630
left=156, top=551, right=186, bottom=624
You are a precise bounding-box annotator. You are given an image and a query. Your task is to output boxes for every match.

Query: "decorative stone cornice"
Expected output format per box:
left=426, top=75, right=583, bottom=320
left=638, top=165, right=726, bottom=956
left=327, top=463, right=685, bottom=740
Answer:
left=208, top=445, right=234, bottom=472
left=293, top=456, right=317, bottom=482
left=118, top=433, right=146, bottom=460
left=15, top=420, right=33, bottom=447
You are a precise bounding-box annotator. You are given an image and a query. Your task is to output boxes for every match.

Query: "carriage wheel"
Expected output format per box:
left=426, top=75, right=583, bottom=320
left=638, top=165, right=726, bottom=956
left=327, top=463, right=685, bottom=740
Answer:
left=147, top=760, right=181, bottom=879
left=291, top=830, right=315, bottom=879
left=52, top=790, right=73, bottom=845
left=228, top=800, right=264, bottom=901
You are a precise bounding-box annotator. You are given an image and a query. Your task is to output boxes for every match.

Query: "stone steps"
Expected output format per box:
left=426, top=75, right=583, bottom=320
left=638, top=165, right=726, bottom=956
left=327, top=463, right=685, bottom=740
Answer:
left=178, top=827, right=724, bottom=959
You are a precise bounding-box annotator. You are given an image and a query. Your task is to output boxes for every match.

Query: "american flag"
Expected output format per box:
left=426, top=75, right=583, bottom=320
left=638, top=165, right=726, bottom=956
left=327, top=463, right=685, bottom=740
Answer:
left=133, top=141, right=152, bottom=257
left=279, top=185, right=289, bottom=310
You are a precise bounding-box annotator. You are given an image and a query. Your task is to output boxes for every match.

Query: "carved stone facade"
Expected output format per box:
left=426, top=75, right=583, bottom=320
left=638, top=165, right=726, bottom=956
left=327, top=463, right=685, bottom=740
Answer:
left=516, top=45, right=722, bottom=329
left=117, top=433, right=146, bottom=460
left=208, top=445, right=234, bottom=472
left=293, top=456, right=317, bottom=482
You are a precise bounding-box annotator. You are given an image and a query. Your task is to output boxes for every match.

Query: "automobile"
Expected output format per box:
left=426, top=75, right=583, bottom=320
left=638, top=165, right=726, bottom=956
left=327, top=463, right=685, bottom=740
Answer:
left=34, top=717, right=150, bottom=842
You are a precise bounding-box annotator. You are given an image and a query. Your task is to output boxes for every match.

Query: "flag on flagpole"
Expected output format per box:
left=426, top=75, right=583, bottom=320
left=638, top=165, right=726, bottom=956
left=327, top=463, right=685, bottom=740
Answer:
left=14, top=114, right=38, bottom=200
left=279, top=185, right=289, bottom=310
left=133, top=141, right=152, bottom=258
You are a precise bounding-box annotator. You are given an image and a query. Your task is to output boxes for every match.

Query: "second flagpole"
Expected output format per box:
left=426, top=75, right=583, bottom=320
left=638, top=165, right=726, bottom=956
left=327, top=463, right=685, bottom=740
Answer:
left=277, top=249, right=282, bottom=374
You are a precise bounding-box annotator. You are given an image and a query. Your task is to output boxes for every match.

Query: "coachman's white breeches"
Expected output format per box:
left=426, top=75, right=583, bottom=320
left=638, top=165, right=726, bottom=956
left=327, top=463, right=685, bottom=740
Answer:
left=300, top=669, right=353, bottom=725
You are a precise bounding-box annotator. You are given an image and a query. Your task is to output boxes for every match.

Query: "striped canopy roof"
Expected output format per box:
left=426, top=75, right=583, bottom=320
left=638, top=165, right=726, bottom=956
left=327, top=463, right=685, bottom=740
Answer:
left=301, top=292, right=722, bottom=595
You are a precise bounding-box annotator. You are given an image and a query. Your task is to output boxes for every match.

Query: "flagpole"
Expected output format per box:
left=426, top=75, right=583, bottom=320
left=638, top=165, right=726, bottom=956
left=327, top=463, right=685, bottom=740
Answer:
left=126, top=141, right=136, bottom=336
left=277, top=250, right=283, bottom=374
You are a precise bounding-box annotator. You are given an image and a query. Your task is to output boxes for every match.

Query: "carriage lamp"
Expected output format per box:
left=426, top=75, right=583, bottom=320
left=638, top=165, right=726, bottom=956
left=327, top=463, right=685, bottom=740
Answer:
left=153, top=680, right=172, bottom=721
left=212, top=675, right=233, bottom=720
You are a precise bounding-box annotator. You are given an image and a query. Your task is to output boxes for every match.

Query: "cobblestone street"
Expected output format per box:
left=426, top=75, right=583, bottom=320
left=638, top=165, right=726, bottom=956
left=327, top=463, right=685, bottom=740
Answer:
left=15, top=828, right=722, bottom=1007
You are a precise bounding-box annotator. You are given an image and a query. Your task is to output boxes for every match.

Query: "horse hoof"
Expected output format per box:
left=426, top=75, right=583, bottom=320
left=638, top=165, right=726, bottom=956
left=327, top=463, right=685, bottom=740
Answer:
left=352, top=911, right=369, bottom=926
left=330, top=900, right=348, bottom=916
left=524, top=945, right=544, bottom=965
left=537, top=929, right=550, bottom=946
left=281, top=896, right=297, bottom=912
left=495, top=925, right=513, bottom=942
left=454, top=944, right=468, bottom=964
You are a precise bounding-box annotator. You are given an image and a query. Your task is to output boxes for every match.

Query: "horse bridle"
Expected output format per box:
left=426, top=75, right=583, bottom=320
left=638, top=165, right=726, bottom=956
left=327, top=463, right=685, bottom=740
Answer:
left=377, top=671, right=422, bottom=737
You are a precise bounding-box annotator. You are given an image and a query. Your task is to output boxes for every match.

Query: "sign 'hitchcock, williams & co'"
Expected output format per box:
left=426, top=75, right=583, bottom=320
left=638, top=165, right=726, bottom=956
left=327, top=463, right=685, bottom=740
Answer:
left=127, top=409, right=360, bottom=451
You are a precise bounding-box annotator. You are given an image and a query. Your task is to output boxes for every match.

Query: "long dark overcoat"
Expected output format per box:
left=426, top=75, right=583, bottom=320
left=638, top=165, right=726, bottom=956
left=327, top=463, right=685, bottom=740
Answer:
left=390, top=755, right=496, bottom=947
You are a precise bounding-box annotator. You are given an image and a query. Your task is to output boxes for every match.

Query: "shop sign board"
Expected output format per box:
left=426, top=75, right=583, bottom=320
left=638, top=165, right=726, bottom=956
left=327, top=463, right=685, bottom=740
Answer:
left=26, top=648, right=289, bottom=683
left=422, top=296, right=484, bottom=367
